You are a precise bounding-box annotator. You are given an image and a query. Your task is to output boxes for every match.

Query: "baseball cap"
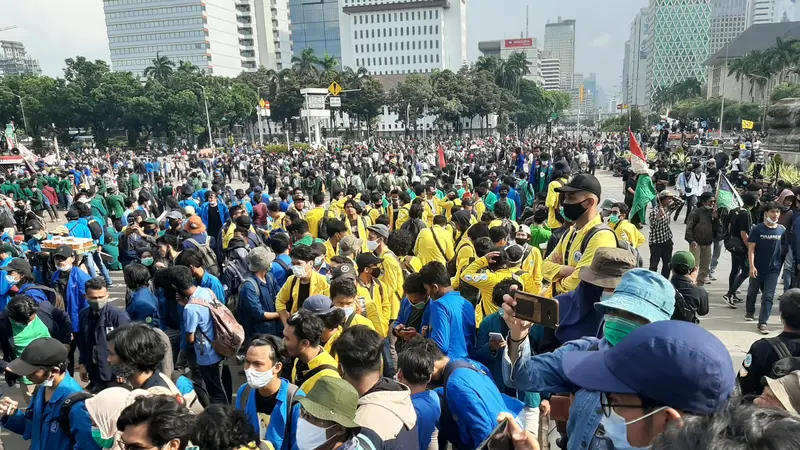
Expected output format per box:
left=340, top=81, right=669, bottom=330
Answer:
left=561, top=321, right=735, bottom=415
left=658, top=190, right=676, bottom=200
left=671, top=251, right=696, bottom=272
left=165, top=210, right=184, bottom=221
left=25, top=222, right=43, bottom=235
left=367, top=224, right=390, bottom=240
left=595, top=268, right=675, bottom=323
left=7, top=337, right=69, bottom=376
left=517, top=225, right=531, bottom=236
left=52, top=245, right=75, bottom=259
left=339, top=235, right=362, bottom=255
left=297, top=376, right=360, bottom=428
left=579, top=248, right=637, bottom=289
left=5, top=258, right=32, bottom=279
left=293, top=193, right=306, bottom=201
left=185, top=205, right=197, bottom=216
left=555, top=173, right=602, bottom=198
left=330, top=263, right=357, bottom=281
left=356, top=253, right=383, bottom=271
left=303, top=295, right=336, bottom=315
left=763, top=371, right=800, bottom=414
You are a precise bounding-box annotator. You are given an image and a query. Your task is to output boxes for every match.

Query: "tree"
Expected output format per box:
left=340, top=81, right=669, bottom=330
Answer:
left=144, top=52, right=175, bottom=83
left=317, top=52, right=339, bottom=86
left=388, top=74, right=432, bottom=135
left=291, top=48, right=320, bottom=86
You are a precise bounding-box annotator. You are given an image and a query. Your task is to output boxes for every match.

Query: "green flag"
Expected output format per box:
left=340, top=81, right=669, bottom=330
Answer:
left=631, top=175, right=657, bottom=224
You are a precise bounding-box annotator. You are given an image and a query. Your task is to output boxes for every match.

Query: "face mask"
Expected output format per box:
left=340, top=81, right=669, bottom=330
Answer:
left=92, top=427, right=115, bottom=449
left=341, top=306, right=355, bottom=317
left=296, top=418, right=335, bottom=450
left=561, top=200, right=588, bottom=222
left=766, top=216, right=778, bottom=226
left=5, top=274, right=17, bottom=286
left=245, top=367, right=275, bottom=389
left=292, top=265, right=307, bottom=278
left=111, top=362, right=137, bottom=379
left=411, top=299, right=428, bottom=310
left=366, top=240, right=379, bottom=251
left=515, top=237, right=528, bottom=246
left=41, top=373, right=54, bottom=387
left=141, top=257, right=154, bottom=267
left=608, top=214, right=621, bottom=225
left=57, top=263, right=73, bottom=272
left=603, top=315, right=641, bottom=346
left=89, top=297, right=109, bottom=311
left=370, top=267, right=382, bottom=278
left=603, top=405, right=669, bottom=450
left=313, top=256, right=324, bottom=268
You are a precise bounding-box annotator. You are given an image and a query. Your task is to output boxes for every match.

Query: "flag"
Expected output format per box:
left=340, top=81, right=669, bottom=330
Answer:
left=631, top=175, right=657, bottom=224
left=716, top=173, right=743, bottom=211
left=742, top=119, right=754, bottom=129
left=437, top=145, right=446, bottom=168
left=628, top=128, right=650, bottom=175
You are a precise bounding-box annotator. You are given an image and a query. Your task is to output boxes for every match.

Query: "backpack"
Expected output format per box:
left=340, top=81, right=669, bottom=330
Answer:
left=317, top=203, right=334, bottom=240
left=438, top=360, right=485, bottom=448
left=86, top=218, right=104, bottom=241
left=242, top=382, right=299, bottom=447
left=57, top=391, right=94, bottom=446
left=186, top=237, right=221, bottom=277
left=399, top=255, right=417, bottom=278
left=380, top=174, right=394, bottom=193
left=767, top=338, right=800, bottom=378
left=670, top=290, right=697, bottom=324
left=578, top=224, right=642, bottom=268
left=366, top=174, right=379, bottom=191
left=723, top=208, right=750, bottom=254
left=19, top=284, right=65, bottom=311
left=187, top=293, right=245, bottom=357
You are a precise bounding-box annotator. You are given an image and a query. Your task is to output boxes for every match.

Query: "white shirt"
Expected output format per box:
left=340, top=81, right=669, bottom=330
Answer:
left=686, top=172, right=706, bottom=197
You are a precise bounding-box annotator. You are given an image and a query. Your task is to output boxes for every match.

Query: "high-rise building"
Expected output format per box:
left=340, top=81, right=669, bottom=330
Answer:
left=543, top=17, right=576, bottom=90
left=478, top=38, right=544, bottom=85
left=0, top=41, right=41, bottom=77
left=626, top=8, right=649, bottom=108
left=340, top=0, right=467, bottom=74
left=573, top=72, right=584, bottom=89
left=290, top=0, right=342, bottom=62
left=645, top=0, right=711, bottom=111
left=239, top=0, right=293, bottom=71
left=710, top=0, right=747, bottom=54
left=102, top=0, right=245, bottom=77
left=746, top=0, right=797, bottom=26
left=541, top=58, right=561, bottom=91
left=622, top=40, right=631, bottom=103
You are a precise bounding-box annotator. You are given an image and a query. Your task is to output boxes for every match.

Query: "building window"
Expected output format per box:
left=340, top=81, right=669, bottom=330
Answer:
left=371, top=14, right=374, bottom=23
left=412, top=27, right=415, bottom=35
left=401, top=42, right=404, bottom=50
left=360, top=30, right=363, bottom=38
left=413, top=55, right=416, bottom=63
left=389, top=28, right=392, bottom=36
left=355, top=31, right=358, bottom=39
left=436, top=10, right=439, bottom=19
left=436, top=40, right=439, bottom=48
left=400, top=27, right=403, bottom=36
left=371, top=29, right=374, bottom=38
left=436, top=54, right=439, bottom=63
left=402, top=55, right=405, bottom=64
left=382, top=13, right=386, bottom=22
left=435, top=25, right=439, bottom=34
left=412, top=41, right=415, bottom=49
left=424, top=55, right=428, bottom=63
left=424, top=10, right=427, bottom=19
left=405, top=12, right=409, bottom=20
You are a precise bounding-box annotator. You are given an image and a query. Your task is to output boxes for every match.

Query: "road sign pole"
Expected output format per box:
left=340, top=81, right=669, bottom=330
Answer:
left=258, top=107, right=264, bottom=146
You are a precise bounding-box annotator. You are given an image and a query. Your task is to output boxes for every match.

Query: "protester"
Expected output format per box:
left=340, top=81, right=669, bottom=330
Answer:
left=116, top=395, right=196, bottom=450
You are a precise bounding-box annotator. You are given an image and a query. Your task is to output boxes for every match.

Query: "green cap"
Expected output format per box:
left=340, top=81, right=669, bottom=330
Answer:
left=671, top=251, right=696, bottom=271
left=296, top=377, right=359, bottom=428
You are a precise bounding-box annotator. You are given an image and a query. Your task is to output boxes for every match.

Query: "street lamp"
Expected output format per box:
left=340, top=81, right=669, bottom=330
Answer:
left=193, top=82, right=213, bottom=148
left=257, top=85, right=270, bottom=145
left=749, top=74, right=771, bottom=130
left=12, top=94, right=28, bottom=135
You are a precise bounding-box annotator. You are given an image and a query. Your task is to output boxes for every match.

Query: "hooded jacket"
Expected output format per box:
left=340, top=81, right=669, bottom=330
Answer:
left=355, top=378, right=419, bottom=450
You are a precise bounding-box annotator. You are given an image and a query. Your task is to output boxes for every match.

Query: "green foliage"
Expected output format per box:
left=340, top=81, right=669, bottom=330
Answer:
left=651, top=77, right=702, bottom=111
left=771, top=83, right=800, bottom=102
left=600, top=110, right=645, bottom=132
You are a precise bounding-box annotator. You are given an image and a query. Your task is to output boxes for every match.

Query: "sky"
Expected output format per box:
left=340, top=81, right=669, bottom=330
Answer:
left=4, top=0, right=648, bottom=96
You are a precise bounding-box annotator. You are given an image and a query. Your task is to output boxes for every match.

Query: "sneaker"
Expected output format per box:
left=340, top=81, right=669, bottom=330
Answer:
left=744, top=314, right=755, bottom=321
left=709, top=275, right=717, bottom=281
left=722, top=294, right=737, bottom=309
left=758, top=324, right=770, bottom=335
left=733, top=295, right=745, bottom=303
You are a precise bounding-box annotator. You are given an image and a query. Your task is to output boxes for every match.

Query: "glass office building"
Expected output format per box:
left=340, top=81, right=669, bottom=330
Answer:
left=290, top=0, right=342, bottom=61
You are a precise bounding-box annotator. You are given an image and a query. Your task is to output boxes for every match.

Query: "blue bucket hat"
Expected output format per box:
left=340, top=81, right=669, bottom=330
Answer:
left=594, top=268, right=675, bottom=323
left=561, top=321, right=734, bottom=415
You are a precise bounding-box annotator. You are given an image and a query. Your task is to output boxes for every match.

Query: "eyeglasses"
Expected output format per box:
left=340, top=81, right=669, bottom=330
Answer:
left=600, top=392, right=644, bottom=417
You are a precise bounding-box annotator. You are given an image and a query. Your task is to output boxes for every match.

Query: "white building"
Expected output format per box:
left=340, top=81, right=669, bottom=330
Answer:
left=339, top=0, right=468, bottom=75
left=710, top=0, right=747, bottom=55
left=626, top=8, right=648, bottom=109
left=238, top=0, right=293, bottom=71
left=477, top=38, right=544, bottom=85
left=103, top=0, right=247, bottom=77
left=573, top=72, right=583, bottom=88
left=541, top=58, right=561, bottom=91
left=0, top=41, right=41, bottom=77
left=543, top=17, right=576, bottom=90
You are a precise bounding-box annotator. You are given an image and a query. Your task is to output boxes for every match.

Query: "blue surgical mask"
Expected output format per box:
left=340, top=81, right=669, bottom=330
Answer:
left=5, top=274, right=17, bottom=286
left=601, top=406, right=668, bottom=450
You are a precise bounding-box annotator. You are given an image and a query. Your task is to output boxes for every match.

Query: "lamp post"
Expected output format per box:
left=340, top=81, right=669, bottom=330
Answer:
left=193, top=82, right=213, bottom=147
left=12, top=94, right=28, bottom=135
left=257, top=85, right=269, bottom=145
left=749, top=74, right=771, bottom=131
left=718, top=43, right=730, bottom=139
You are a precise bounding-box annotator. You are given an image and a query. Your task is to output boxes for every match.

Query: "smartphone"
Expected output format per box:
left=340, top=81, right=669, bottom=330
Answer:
left=513, top=290, right=559, bottom=328
left=489, top=332, right=505, bottom=342
left=477, top=417, right=512, bottom=450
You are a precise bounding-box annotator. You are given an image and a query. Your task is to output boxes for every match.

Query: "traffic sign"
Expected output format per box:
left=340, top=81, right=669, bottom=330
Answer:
left=328, top=81, right=342, bottom=96
left=329, top=97, right=341, bottom=108
left=550, top=113, right=558, bottom=120
left=259, top=99, right=271, bottom=109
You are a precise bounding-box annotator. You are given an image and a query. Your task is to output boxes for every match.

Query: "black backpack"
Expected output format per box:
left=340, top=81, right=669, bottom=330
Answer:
left=87, top=218, right=104, bottom=241
left=19, top=284, right=66, bottom=311
left=670, top=290, right=697, bottom=324
left=57, top=391, right=94, bottom=446
left=767, top=338, right=800, bottom=378
left=317, top=204, right=334, bottom=240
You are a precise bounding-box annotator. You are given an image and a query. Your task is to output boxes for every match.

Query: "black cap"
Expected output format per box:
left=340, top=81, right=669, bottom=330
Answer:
left=25, top=222, right=42, bottom=235
left=330, top=263, right=357, bottom=281
left=7, top=337, right=68, bottom=376
left=5, top=258, right=31, bottom=278
left=355, top=253, right=383, bottom=271
left=555, top=174, right=602, bottom=198
left=52, top=244, right=75, bottom=259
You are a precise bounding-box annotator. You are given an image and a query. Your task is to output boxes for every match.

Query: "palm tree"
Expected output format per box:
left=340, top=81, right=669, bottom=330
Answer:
left=291, top=48, right=321, bottom=84
left=317, top=52, right=339, bottom=86
left=177, top=61, right=200, bottom=74
left=503, top=52, right=531, bottom=95
left=765, top=37, right=800, bottom=83
left=143, top=52, right=175, bottom=83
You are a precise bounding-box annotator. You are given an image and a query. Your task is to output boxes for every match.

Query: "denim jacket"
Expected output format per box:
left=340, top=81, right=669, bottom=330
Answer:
left=503, top=336, right=620, bottom=450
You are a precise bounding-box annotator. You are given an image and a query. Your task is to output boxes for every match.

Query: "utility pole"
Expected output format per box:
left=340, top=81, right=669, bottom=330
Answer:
left=718, top=43, right=729, bottom=139
left=257, top=85, right=269, bottom=146
left=193, top=82, right=213, bottom=147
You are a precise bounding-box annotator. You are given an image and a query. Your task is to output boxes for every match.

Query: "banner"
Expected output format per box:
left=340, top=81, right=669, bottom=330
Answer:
left=742, top=120, right=754, bottom=130
left=716, top=173, right=743, bottom=211
left=437, top=145, right=446, bottom=168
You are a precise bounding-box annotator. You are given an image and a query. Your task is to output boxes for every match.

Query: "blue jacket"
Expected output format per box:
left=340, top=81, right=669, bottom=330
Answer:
left=78, top=305, right=130, bottom=384
left=200, top=201, right=230, bottom=229
left=179, top=199, right=200, bottom=211
left=395, top=297, right=431, bottom=330
left=0, top=267, right=17, bottom=311
left=65, top=220, right=92, bottom=240
left=428, top=291, right=475, bottom=360
left=270, top=254, right=292, bottom=289
left=503, top=336, right=616, bottom=450
left=200, top=272, right=226, bottom=305
left=411, top=390, right=440, bottom=450
left=235, top=379, right=303, bottom=450
left=555, top=282, right=604, bottom=345
left=1, top=373, right=100, bottom=450
left=51, top=267, right=91, bottom=332
left=238, top=274, right=281, bottom=338
left=126, top=287, right=160, bottom=328
left=231, top=199, right=254, bottom=216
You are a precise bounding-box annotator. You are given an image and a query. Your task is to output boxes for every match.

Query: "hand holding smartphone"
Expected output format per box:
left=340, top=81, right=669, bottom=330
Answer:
left=513, top=291, right=559, bottom=329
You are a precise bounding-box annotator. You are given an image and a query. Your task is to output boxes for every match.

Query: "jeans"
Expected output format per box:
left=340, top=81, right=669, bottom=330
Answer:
left=727, top=251, right=749, bottom=296
left=83, top=250, right=113, bottom=286
left=691, top=244, right=712, bottom=284
left=649, top=240, right=673, bottom=278
left=710, top=239, right=723, bottom=274
left=783, top=247, right=794, bottom=292
left=746, top=270, right=780, bottom=324
left=64, top=194, right=73, bottom=211
left=198, top=360, right=232, bottom=405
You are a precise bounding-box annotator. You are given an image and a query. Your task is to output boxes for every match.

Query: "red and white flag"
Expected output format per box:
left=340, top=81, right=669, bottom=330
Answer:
left=628, top=129, right=651, bottom=175
left=437, top=145, right=446, bottom=168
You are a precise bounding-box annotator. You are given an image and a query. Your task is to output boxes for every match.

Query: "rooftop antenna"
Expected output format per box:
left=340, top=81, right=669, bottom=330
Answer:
left=526, top=5, right=529, bottom=38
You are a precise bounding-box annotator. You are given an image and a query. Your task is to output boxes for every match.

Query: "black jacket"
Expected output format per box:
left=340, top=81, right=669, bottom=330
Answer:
left=670, top=275, right=709, bottom=323
left=738, top=331, right=800, bottom=396
left=79, top=305, right=130, bottom=383
left=685, top=206, right=721, bottom=246
left=0, top=300, right=72, bottom=372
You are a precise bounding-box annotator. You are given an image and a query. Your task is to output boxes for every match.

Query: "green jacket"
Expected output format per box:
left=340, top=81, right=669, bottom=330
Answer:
left=130, top=173, right=141, bottom=189
left=57, top=179, right=72, bottom=195
left=90, top=197, right=108, bottom=221
left=106, top=194, right=126, bottom=219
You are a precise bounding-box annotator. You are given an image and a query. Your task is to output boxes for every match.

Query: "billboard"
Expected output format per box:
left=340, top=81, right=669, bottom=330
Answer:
left=503, top=38, right=533, bottom=49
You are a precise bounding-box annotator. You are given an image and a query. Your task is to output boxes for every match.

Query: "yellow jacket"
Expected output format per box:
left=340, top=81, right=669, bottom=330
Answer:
left=473, top=199, right=486, bottom=221
left=415, top=225, right=455, bottom=266
left=440, top=198, right=462, bottom=220
left=377, top=247, right=405, bottom=322
left=395, top=204, right=411, bottom=230
left=520, top=245, right=545, bottom=296
left=276, top=271, right=330, bottom=314
left=324, top=314, right=377, bottom=356
left=322, top=283, right=385, bottom=337
left=462, top=257, right=536, bottom=326
left=542, top=214, right=618, bottom=296
left=324, top=239, right=336, bottom=264
left=345, top=215, right=372, bottom=252
left=422, top=197, right=441, bottom=227
left=611, top=219, right=646, bottom=249
left=291, top=349, right=341, bottom=394
left=307, top=206, right=338, bottom=239
left=546, top=178, right=567, bottom=229
left=357, top=278, right=392, bottom=336
left=451, top=239, right=476, bottom=289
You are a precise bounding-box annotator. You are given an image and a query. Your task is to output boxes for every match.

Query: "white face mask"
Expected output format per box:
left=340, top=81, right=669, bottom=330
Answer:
left=296, top=418, right=334, bottom=449
left=366, top=240, right=379, bottom=251
left=57, top=263, right=73, bottom=272
left=292, top=264, right=307, bottom=278
left=245, top=367, right=275, bottom=389
left=341, top=306, right=355, bottom=317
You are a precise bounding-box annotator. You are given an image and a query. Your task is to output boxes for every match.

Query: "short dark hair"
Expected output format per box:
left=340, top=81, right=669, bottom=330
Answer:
left=387, top=229, right=414, bottom=256
left=192, top=405, right=260, bottom=450
left=84, top=277, right=108, bottom=294
left=492, top=278, right=521, bottom=308
left=488, top=226, right=508, bottom=244
left=330, top=277, right=358, bottom=299
left=287, top=219, right=310, bottom=235
left=402, top=336, right=445, bottom=361
left=289, top=244, right=316, bottom=262
left=171, top=265, right=195, bottom=292
left=467, top=221, right=490, bottom=242
left=780, top=289, right=800, bottom=330
left=108, top=323, right=166, bottom=372
left=269, top=233, right=291, bottom=254
left=331, top=325, right=383, bottom=380
left=612, top=202, right=629, bottom=216
left=174, top=248, right=203, bottom=269
left=312, top=192, right=325, bottom=205
left=764, top=201, right=780, bottom=212
left=494, top=200, right=511, bottom=219
left=286, top=309, right=324, bottom=346
left=432, top=215, right=447, bottom=227
left=419, top=262, right=450, bottom=287
left=742, top=192, right=757, bottom=207
left=403, top=273, right=426, bottom=295
left=326, top=219, right=348, bottom=235
left=7, top=294, right=38, bottom=323
left=124, top=263, right=151, bottom=290
left=248, top=334, right=288, bottom=367
left=398, top=341, right=434, bottom=385
left=117, top=396, right=195, bottom=450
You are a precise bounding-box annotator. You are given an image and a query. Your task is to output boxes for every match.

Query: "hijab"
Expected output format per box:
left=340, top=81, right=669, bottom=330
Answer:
left=86, top=388, right=150, bottom=449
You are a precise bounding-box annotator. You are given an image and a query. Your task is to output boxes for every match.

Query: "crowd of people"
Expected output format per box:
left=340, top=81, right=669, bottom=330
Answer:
left=0, top=132, right=797, bottom=450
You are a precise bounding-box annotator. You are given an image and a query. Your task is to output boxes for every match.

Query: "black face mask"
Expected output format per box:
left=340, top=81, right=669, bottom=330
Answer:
left=515, top=237, right=528, bottom=246
left=561, top=200, right=589, bottom=222
left=370, top=267, right=382, bottom=278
